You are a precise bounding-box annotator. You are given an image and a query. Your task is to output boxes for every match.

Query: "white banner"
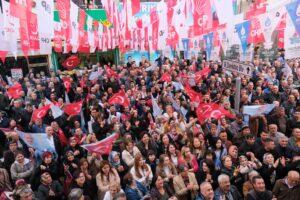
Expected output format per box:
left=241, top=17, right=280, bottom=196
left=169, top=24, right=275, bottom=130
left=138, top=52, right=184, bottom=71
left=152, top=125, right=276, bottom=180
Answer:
left=284, top=12, right=300, bottom=59
left=36, top=0, right=54, bottom=36
left=39, top=33, right=52, bottom=54
left=70, top=1, right=79, bottom=53
left=213, top=0, right=234, bottom=24
left=1, top=1, right=19, bottom=57
left=259, top=7, right=286, bottom=49
left=157, top=1, right=167, bottom=50
left=87, top=15, right=94, bottom=50
left=172, top=0, right=188, bottom=39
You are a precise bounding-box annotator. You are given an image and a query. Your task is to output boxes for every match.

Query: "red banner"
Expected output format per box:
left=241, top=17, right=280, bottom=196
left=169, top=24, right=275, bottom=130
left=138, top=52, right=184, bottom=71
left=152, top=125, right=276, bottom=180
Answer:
left=248, top=18, right=265, bottom=44
left=150, top=9, right=159, bottom=51
left=56, top=0, right=71, bottom=52
left=27, top=11, right=40, bottom=50
left=193, top=0, right=212, bottom=36
left=278, top=29, right=284, bottom=49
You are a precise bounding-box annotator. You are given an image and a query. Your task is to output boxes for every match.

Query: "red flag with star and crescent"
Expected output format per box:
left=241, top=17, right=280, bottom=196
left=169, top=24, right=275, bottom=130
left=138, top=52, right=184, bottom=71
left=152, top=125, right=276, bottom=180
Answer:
left=105, top=66, right=119, bottom=78
left=195, top=67, right=211, bottom=83
left=81, top=133, right=119, bottom=155
left=185, top=85, right=202, bottom=103
left=196, top=103, right=235, bottom=124
left=108, top=90, right=130, bottom=107
left=159, top=73, right=172, bottom=83
left=62, top=56, right=80, bottom=70
left=62, top=77, right=72, bottom=93
left=31, top=104, right=51, bottom=122
left=7, top=83, right=23, bottom=99
left=64, top=101, right=83, bottom=116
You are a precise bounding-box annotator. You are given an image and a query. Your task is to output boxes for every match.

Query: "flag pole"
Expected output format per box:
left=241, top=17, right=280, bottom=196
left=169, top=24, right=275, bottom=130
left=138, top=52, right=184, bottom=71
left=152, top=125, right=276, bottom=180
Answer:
left=234, top=77, right=241, bottom=112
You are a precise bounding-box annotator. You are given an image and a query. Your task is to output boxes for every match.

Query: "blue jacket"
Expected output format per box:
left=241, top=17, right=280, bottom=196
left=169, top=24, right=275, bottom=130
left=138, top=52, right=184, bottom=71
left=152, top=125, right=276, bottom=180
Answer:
left=125, top=181, right=148, bottom=200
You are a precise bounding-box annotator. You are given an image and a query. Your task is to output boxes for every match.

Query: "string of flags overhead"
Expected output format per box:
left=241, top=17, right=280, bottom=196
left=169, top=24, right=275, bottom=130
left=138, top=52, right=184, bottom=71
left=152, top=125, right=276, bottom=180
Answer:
left=0, top=0, right=300, bottom=61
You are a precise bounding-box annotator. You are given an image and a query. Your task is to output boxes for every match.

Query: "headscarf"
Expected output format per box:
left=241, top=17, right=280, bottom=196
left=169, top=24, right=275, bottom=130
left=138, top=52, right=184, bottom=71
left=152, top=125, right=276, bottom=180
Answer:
left=108, top=151, right=121, bottom=168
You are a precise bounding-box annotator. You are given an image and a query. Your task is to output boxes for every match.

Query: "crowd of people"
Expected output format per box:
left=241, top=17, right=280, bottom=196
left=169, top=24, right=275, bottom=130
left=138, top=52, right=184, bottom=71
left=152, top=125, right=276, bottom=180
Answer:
left=0, top=53, right=299, bottom=200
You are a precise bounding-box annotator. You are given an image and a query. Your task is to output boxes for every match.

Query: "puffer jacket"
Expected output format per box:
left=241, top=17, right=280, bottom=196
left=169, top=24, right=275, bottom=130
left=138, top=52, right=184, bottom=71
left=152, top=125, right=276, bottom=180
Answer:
left=10, top=158, right=34, bottom=181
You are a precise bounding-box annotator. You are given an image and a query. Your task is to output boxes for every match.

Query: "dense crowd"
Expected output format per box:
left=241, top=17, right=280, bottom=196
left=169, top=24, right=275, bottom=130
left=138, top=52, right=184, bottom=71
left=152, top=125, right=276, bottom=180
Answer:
left=0, top=53, right=299, bottom=200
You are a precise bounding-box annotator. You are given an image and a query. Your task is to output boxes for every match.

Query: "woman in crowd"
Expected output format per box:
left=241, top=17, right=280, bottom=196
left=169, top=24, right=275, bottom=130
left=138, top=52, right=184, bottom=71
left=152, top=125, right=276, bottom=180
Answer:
left=30, top=151, right=59, bottom=190
left=150, top=175, right=176, bottom=200
left=71, top=170, right=95, bottom=199
left=96, top=160, right=120, bottom=199
left=137, top=132, right=158, bottom=158
left=130, top=153, right=153, bottom=188
left=259, top=153, right=286, bottom=190
left=156, top=154, right=177, bottom=191
left=167, top=144, right=181, bottom=167
left=221, top=155, right=243, bottom=186
left=197, top=159, right=219, bottom=189
left=211, top=138, right=227, bottom=170
left=121, top=139, right=141, bottom=168
left=179, top=146, right=199, bottom=173
left=10, top=150, right=34, bottom=182
left=108, top=151, right=128, bottom=181
left=191, top=135, right=206, bottom=163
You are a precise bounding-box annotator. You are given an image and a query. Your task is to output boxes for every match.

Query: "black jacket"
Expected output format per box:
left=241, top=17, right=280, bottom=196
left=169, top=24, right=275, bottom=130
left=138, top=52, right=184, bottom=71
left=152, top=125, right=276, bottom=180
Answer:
left=246, top=190, right=272, bottom=200
left=36, top=180, right=64, bottom=200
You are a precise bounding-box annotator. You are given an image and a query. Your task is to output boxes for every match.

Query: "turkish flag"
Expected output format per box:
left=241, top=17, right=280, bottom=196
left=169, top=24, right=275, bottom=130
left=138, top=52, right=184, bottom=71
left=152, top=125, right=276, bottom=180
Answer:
left=160, top=73, right=172, bottom=83
left=62, top=77, right=72, bottom=93
left=105, top=66, right=119, bottom=78
left=62, top=56, right=80, bottom=70
left=196, top=103, right=235, bottom=124
left=184, top=85, right=202, bottom=103
left=195, top=67, right=211, bottom=83
left=7, top=83, right=23, bottom=99
left=31, top=105, right=50, bottom=122
left=64, top=101, right=83, bottom=116
left=81, top=133, right=119, bottom=155
left=108, top=90, right=130, bottom=107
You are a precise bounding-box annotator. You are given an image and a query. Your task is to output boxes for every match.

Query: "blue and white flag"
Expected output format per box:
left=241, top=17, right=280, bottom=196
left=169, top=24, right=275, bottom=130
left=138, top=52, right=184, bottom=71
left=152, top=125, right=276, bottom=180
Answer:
left=286, top=0, right=300, bottom=35
left=204, top=32, right=214, bottom=60
left=282, top=62, right=293, bottom=80
left=243, top=104, right=276, bottom=116
left=235, top=20, right=250, bottom=55
left=182, top=38, right=190, bottom=59
left=172, top=81, right=184, bottom=91
left=151, top=95, right=162, bottom=117
left=17, top=130, right=57, bottom=159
